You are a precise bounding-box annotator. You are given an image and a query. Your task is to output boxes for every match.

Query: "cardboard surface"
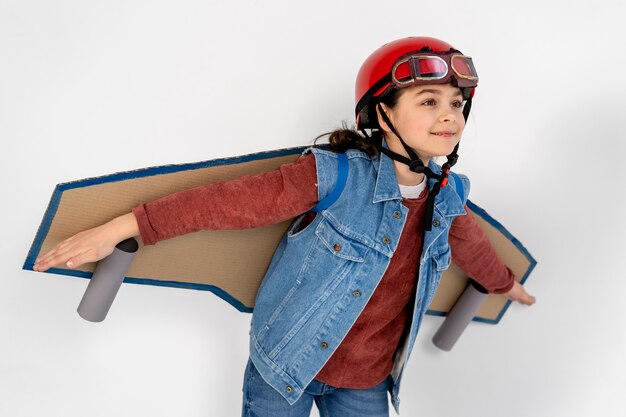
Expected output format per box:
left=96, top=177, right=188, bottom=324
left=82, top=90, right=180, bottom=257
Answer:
left=24, top=146, right=536, bottom=323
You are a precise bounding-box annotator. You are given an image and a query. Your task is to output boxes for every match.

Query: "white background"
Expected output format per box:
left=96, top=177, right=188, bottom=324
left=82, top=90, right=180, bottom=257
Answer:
left=2, top=1, right=626, bottom=416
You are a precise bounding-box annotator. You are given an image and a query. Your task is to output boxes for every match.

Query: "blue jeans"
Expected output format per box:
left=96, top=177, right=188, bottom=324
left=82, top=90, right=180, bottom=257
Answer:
left=241, top=359, right=392, bottom=417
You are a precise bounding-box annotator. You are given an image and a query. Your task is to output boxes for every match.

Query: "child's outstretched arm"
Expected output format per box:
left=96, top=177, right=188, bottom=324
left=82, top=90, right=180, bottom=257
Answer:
left=34, top=153, right=319, bottom=272
left=449, top=209, right=536, bottom=306
left=131, top=153, right=318, bottom=245
left=33, top=212, right=139, bottom=272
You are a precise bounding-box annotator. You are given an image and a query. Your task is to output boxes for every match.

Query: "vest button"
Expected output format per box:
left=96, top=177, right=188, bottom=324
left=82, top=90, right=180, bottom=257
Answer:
left=321, top=341, right=328, bottom=349
left=382, top=236, right=391, bottom=244
left=333, top=244, right=341, bottom=252
left=393, top=210, right=401, bottom=218
left=285, top=386, right=293, bottom=393
left=353, top=290, right=361, bottom=297
left=432, top=220, right=440, bottom=227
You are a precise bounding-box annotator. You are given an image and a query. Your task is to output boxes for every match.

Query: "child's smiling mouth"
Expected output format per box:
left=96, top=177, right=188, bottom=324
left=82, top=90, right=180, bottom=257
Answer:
left=431, top=131, right=456, bottom=137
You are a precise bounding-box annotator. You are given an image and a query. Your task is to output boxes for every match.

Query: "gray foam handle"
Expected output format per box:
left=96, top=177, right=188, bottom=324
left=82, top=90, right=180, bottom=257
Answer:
left=77, top=238, right=139, bottom=322
left=432, top=281, right=489, bottom=351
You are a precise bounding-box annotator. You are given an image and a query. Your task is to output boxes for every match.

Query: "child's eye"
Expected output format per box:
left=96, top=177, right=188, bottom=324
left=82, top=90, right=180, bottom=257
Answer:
left=422, top=99, right=436, bottom=106
left=452, top=100, right=464, bottom=109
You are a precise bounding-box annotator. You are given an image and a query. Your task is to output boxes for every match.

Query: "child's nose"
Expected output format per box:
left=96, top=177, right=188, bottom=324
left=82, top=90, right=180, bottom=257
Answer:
left=439, top=112, right=456, bottom=123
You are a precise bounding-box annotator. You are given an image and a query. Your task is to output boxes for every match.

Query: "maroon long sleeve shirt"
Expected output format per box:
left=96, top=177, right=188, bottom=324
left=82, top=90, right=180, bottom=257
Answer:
left=132, top=153, right=515, bottom=388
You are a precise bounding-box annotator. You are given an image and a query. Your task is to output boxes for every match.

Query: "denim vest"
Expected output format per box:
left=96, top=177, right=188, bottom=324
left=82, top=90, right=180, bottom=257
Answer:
left=248, top=145, right=469, bottom=414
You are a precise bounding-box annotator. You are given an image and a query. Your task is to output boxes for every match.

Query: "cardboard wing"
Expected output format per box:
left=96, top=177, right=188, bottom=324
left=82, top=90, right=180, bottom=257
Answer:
left=24, top=146, right=536, bottom=324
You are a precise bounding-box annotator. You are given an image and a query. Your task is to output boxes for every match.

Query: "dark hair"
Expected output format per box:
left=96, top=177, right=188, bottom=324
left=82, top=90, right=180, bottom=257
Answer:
left=313, top=88, right=403, bottom=156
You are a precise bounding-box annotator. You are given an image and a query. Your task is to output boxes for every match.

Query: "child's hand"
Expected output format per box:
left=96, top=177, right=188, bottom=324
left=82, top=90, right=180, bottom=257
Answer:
left=33, top=213, right=139, bottom=272
left=503, top=281, right=536, bottom=305
left=33, top=224, right=118, bottom=272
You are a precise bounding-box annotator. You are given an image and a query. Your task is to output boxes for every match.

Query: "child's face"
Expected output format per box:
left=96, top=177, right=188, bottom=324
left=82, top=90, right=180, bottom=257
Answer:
left=380, top=83, right=466, bottom=162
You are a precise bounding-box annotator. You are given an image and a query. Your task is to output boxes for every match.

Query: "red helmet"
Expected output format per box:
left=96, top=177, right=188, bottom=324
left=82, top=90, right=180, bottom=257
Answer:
left=355, top=36, right=478, bottom=130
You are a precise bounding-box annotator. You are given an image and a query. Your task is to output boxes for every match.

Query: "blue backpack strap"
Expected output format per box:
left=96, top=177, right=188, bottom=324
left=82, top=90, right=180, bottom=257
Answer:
left=310, top=152, right=348, bottom=212
left=449, top=171, right=466, bottom=204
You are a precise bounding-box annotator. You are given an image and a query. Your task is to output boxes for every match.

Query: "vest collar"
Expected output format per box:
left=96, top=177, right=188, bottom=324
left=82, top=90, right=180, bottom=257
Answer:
left=372, top=141, right=403, bottom=203
left=372, top=142, right=466, bottom=217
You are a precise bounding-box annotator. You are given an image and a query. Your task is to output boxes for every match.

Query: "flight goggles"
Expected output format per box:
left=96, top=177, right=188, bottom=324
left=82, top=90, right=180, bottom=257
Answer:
left=391, top=52, right=478, bottom=89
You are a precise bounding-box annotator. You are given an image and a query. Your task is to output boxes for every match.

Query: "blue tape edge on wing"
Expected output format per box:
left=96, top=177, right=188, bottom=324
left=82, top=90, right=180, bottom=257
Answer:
left=32, top=268, right=254, bottom=313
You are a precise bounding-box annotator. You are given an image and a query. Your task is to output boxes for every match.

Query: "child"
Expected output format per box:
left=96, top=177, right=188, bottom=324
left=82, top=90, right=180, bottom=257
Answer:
left=34, top=36, right=535, bottom=417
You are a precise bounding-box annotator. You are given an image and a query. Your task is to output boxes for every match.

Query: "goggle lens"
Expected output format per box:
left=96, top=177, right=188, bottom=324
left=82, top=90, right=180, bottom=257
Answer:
left=413, top=57, right=448, bottom=79
left=450, top=55, right=478, bottom=80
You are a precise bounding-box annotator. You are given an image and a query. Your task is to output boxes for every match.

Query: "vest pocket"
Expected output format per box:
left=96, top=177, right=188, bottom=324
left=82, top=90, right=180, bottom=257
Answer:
left=287, top=212, right=317, bottom=237
left=315, top=220, right=369, bottom=262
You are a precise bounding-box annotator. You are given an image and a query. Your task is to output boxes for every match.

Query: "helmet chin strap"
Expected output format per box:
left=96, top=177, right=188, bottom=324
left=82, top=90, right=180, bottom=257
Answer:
left=374, top=102, right=462, bottom=231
